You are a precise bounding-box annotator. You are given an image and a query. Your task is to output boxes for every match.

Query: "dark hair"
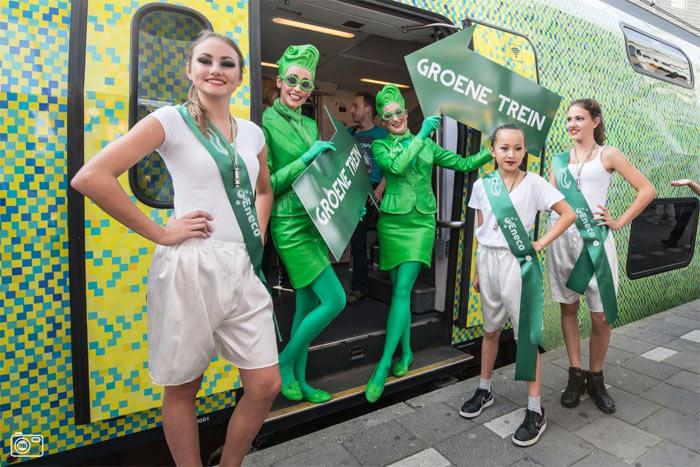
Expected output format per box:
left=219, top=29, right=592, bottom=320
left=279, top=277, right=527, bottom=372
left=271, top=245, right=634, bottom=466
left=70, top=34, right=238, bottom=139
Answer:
left=491, top=124, right=525, bottom=146
left=355, top=92, right=377, bottom=117
left=186, top=30, right=245, bottom=132
left=569, top=98, right=606, bottom=145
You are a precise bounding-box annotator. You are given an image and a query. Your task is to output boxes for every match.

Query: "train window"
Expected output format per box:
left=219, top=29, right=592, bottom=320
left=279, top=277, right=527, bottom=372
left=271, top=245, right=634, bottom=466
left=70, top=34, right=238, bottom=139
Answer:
left=627, top=198, right=699, bottom=279
left=621, top=24, right=694, bottom=89
left=128, top=6, right=211, bottom=208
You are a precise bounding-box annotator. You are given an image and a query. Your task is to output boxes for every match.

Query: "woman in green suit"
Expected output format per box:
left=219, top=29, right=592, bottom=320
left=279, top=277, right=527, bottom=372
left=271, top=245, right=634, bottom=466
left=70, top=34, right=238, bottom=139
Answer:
left=365, top=84, right=493, bottom=402
left=262, top=44, right=345, bottom=403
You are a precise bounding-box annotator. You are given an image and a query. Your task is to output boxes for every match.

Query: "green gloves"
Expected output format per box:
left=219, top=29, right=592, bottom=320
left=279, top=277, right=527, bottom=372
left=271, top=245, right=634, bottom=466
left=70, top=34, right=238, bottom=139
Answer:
left=301, top=140, right=336, bottom=165
left=417, top=115, right=441, bottom=140
left=359, top=206, right=367, bottom=222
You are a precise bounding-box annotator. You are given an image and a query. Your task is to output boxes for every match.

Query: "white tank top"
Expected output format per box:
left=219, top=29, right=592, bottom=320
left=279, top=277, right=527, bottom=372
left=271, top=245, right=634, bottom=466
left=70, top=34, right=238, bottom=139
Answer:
left=551, top=146, right=612, bottom=219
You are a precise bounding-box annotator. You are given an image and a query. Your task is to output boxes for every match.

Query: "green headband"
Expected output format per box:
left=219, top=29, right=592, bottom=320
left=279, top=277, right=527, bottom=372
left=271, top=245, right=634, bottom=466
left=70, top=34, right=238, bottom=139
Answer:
left=376, top=84, right=405, bottom=114
left=277, top=44, right=320, bottom=79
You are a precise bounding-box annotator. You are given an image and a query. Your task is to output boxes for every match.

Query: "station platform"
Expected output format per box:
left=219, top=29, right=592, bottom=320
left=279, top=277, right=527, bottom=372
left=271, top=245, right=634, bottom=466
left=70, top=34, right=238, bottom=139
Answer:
left=243, top=300, right=700, bottom=466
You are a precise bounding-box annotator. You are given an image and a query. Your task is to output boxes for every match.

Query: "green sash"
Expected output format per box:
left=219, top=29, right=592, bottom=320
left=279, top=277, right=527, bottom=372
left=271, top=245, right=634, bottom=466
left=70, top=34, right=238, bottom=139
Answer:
left=552, top=152, right=618, bottom=324
left=482, top=171, right=542, bottom=381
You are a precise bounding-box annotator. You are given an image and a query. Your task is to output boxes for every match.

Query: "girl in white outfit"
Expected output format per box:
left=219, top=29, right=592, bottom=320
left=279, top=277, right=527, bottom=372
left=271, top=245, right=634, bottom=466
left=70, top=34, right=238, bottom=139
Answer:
left=459, top=125, right=575, bottom=447
left=72, top=31, right=280, bottom=466
left=548, top=98, right=655, bottom=414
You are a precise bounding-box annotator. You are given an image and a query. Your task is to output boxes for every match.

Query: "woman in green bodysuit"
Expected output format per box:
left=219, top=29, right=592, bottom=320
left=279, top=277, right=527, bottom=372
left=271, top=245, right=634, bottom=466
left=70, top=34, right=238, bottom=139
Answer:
left=262, top=44, right=345, bottom=403
left=365, top=84, right=493, bottom=402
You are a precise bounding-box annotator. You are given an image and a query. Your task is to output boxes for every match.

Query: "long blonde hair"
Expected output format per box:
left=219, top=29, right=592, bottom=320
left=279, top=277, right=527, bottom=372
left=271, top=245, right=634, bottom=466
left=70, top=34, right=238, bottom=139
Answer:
left=186, top=30, right=245, bottom=132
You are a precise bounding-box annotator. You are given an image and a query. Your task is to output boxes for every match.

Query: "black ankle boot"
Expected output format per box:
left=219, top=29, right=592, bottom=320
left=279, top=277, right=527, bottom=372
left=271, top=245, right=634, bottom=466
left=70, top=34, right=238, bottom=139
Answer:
left=561, top=367, right=587, bottom=408
left=586, top=370, right=616, bottom=413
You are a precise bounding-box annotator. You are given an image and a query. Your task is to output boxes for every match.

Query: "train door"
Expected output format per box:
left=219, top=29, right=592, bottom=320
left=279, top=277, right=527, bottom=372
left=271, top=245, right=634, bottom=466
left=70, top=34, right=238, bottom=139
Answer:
left=255, top=0, right=478, bottom=427
left=448, top=19, right=544, bottom=348
left=69, top=0, right=254, bottom=424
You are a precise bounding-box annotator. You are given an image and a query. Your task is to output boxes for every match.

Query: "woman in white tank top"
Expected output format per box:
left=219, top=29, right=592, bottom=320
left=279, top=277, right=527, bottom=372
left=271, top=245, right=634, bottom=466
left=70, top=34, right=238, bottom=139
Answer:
left=548, top=99, right=656, bottom=414
left=71, top=32, right=279, bottom=466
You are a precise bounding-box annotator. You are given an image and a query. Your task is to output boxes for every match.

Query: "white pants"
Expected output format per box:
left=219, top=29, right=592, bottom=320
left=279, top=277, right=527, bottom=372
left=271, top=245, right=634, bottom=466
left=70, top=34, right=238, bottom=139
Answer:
left=547, top=221, right=619, bottom=312
left=477, top=245, right=523, bottom=339
left=147, top=239, right=277, bottom=385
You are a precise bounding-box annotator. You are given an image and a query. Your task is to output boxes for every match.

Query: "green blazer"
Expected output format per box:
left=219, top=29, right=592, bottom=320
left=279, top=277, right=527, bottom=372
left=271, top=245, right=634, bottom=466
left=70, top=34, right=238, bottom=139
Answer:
left=372, top=133, right=492, bottom=215
left=262, top=105, right=318, bottom=217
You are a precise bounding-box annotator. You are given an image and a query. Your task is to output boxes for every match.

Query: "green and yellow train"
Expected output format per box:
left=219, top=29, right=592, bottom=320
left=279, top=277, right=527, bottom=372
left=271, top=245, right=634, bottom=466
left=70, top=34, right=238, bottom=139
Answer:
left=2, top=0, right=698, bottom=463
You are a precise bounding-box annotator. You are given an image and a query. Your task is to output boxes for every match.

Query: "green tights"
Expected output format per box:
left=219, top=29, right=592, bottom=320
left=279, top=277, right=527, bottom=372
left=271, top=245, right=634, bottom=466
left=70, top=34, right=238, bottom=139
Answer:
left=278, top=266, right=346, bottom=403
left=365, top=261, right=422, bottom=402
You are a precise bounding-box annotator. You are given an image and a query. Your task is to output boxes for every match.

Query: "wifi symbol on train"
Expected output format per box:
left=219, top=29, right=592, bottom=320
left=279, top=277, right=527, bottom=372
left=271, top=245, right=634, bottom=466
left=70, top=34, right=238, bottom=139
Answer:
left=510, top=46, right=523, bottom=62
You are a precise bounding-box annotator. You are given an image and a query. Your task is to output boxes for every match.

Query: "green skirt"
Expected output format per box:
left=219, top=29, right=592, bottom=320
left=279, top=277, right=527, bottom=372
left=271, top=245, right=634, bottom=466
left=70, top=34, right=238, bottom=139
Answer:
left=271, top=214, right=331, bottom=289
left=378, top=207, right=435, bottom=271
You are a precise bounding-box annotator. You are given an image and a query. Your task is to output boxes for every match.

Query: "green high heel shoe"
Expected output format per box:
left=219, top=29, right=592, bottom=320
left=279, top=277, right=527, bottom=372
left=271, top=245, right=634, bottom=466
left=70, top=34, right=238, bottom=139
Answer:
left=302, top=388, right=332, bottom=404
left=280, top=380, right=302, bottom=401
left=365, top=364, right=389, bottom=403
left=392, top=354, right=414, bottom=377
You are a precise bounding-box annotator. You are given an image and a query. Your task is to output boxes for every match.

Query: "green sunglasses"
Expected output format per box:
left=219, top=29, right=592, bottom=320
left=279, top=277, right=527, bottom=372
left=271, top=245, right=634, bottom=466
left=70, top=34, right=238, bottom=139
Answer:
left=381, top=108, right=407, bottom=121
left=280, top=74, right=315, bottom=92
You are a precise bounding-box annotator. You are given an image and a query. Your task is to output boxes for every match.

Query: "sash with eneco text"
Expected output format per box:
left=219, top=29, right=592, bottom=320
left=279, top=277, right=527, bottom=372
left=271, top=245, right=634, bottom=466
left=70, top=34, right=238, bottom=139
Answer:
left=482, top=171, right=542, bottom=381
left=552, top=152, right=618, bottom=324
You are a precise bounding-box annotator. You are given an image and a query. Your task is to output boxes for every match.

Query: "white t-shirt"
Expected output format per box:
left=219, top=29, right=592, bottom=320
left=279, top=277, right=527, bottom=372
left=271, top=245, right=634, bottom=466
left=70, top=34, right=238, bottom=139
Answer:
left=469, top=172, right=564, bottom=248
left=150, top=105, right=265, bottom=243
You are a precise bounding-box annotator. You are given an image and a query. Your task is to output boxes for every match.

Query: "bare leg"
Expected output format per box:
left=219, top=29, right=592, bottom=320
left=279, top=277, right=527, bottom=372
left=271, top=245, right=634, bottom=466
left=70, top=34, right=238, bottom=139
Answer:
left=219, top=365, right=281, bottom=467
left=480, top=329, right=501, bottom=379
left=526, top=353, right=542, bottom=397
left=560, top=301, right=582, bottom=368
left=588, top=312, right=611, bottom=372
left=162, top=376, right=204, bottom=467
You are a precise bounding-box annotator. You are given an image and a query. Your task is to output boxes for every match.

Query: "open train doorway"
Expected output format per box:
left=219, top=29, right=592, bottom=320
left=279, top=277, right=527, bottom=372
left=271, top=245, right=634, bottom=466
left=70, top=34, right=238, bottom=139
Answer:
left=255, top=0, right=474, bottom=425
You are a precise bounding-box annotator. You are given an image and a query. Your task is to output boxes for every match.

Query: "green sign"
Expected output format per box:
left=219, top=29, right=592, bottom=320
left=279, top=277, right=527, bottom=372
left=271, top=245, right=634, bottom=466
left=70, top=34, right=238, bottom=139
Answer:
left=405, top=27, right=562, bottom=155
left=293, top=106, right=372, bottom=261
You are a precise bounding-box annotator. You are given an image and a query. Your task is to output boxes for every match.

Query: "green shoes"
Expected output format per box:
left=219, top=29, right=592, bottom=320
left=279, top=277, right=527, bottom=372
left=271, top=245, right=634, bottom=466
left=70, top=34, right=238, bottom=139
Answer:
left=365, top=364, right=390, bottom=403
left=302, top=388, right=332, bottom=404
left=280, top=380, right=302, bottom=401
left=392, top=354, right=414, bottom=377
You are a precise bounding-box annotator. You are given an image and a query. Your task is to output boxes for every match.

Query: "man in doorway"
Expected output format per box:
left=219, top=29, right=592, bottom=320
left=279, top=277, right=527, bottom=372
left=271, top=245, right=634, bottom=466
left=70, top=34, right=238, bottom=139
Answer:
left=347, top=92, right=388, bottom=304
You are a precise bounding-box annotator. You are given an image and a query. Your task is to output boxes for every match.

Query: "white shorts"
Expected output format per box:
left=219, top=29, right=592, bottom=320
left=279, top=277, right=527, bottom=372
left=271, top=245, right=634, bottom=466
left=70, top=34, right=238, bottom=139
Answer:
left=477, top=245, right=523, bottom=339
left=147, top=239, right=278, bottom=385
left=547, top=220, right=619, bottom=312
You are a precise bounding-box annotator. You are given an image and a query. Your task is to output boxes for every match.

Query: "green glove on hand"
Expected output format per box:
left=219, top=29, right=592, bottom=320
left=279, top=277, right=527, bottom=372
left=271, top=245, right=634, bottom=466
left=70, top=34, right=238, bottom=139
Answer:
left=301, top=141, right=336, bottom=165
left=417, top=115, right=441, bottom=140
left=358, top=206, right=367, bottom=222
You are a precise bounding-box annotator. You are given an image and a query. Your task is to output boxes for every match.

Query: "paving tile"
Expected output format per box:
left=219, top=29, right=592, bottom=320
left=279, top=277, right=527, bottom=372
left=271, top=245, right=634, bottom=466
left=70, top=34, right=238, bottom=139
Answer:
left=342, top=420, right=426, bottom=466
left=666, top=371, right=700, bottom=394
left=484, top=407, right=525, bottom=438
left=662, top=337, right=700, bottom=354
left=603, top=366, right=661, bottom=395
left=434, top=425, right=527, bottom=466
left=665, top=352, right=700, bottom=374
left=652, top=320, right=699, bottom=338
left=405, top=379, right=470, bottom=409
left=671, top=308, right=700, bottom=321
left=640, top=383, right=700, bottom=416
left=636, top=440, right=699, bottom=466
left=244, top=403, right=415, bottom=466
left=540, top=363, right=571, bottom=393
left=541, top=346, right=569, bottom=363
left=540, top=391, right=604, bottom=431
left=397, top=402, right=473, bottom=445
left=575, top=417, right=661, bottom=462
left=663, top=315, right=700, bottom=329
left=640, top=347, right=678, bottom=362
left=446, top=388, right=516, bottom=418
left=608, top=334, right=658, bottom=355
left=519, top=421, right=596, bottom=467
left=680, top=329, right=700, bottom=342
left=614, top=326, right=675, bottom=346
left=619, top=356, right=682, bottom=380
left=637, top=407, right=700, bottom=453
left=606, top=387, right=662, bottom=425
left=270, top=442, right=359, bottom=467
left=387, top=448, right=451, bottom=467
left=493, top=377, right=555, bottom=406
left=571, top=450, right=630, bottom=467
left=508, top=457, right=543, bottom=466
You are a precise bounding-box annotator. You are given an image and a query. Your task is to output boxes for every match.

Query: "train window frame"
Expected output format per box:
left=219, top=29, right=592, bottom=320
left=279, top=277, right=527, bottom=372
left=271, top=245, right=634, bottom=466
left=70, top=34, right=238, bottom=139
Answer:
left=626, top=197, right=699, bottom=279
left=127, top=4, right=212, bottom=209
left=620, top=23, right=694, bottom=89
